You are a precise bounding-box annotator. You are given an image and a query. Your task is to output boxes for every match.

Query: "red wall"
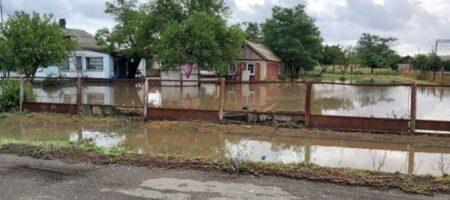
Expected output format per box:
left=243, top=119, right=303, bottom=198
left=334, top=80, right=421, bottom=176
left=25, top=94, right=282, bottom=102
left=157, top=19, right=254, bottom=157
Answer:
left=234, top=61, right=280, bottom=82
left=266, top=62, right=280, bottom=81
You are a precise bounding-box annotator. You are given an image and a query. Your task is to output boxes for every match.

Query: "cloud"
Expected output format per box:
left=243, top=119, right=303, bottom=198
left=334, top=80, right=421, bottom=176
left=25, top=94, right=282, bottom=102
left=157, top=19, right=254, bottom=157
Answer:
left=2, top=0, right=450, bottom=55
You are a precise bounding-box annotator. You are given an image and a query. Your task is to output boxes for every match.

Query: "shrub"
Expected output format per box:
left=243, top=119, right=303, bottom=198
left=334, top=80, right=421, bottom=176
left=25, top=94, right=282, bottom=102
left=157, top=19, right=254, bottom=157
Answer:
left=0, top=79, right=36, bottom=112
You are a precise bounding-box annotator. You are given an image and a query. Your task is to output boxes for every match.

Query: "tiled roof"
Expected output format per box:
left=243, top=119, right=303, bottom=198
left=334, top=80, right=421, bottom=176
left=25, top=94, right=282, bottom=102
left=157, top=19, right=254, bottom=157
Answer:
left=246, top=40, right=282, bottom=62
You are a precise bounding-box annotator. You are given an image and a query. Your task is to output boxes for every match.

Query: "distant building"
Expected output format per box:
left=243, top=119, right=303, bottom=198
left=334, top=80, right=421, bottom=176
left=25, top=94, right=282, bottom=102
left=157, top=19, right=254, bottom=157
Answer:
left=158, top=40, right=284, bottom=83
left=35, top=19, right=115, bottom=79
left=396, top=55, right=413, bottom=71
left=231, top=40, right=283, bottom=82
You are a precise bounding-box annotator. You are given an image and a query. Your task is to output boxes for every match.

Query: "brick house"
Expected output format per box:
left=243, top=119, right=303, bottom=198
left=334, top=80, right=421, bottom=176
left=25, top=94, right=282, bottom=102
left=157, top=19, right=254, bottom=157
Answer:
left=229, top=40, right=282, bottom=82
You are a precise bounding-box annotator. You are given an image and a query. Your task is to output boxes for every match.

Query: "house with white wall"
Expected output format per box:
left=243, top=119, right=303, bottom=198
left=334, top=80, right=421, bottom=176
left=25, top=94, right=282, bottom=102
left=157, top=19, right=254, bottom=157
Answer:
left=35, top=20, right=115, bottom=79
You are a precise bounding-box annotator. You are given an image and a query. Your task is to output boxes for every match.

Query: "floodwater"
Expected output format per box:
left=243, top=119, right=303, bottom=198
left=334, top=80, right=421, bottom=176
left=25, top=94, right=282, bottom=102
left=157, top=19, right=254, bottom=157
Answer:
left=31, top=82, right=450, bottom=121
left=1, top=118, right=449, bottom=176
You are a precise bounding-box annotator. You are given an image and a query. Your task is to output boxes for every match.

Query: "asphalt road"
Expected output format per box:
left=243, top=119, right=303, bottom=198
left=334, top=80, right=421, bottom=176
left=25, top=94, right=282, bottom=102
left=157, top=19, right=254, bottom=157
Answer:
left=0, top=154, right=448, bottom=200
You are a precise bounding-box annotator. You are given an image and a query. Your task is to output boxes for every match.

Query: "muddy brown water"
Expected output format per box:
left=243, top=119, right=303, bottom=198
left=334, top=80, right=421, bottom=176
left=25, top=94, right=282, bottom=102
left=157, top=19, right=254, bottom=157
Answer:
left=31, top=81, right=450, bottom=121
left=1, top=118, right=449, bottom=177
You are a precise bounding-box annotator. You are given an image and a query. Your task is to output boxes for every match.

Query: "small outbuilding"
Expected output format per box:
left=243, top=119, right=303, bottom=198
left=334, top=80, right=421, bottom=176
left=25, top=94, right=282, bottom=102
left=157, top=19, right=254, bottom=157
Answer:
left=229, top=40, right=282, bottom=82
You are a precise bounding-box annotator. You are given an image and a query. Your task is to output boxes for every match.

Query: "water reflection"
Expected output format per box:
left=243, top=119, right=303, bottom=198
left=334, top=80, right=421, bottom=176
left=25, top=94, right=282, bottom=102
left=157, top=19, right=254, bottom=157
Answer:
left=31, top=82, right=450, bottom=120
left=1, top=118, right=450, bottom=176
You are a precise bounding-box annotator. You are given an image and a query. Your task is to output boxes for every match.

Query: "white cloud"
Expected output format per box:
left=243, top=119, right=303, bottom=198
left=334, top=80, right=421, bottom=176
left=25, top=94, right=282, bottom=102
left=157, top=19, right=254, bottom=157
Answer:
left=2, top=0, right=450, bottom=56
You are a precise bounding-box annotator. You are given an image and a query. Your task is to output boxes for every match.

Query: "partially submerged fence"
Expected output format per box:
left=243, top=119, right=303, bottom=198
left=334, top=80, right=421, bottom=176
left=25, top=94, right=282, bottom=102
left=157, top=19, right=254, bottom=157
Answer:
left=20, top=76, right=450, bottom=134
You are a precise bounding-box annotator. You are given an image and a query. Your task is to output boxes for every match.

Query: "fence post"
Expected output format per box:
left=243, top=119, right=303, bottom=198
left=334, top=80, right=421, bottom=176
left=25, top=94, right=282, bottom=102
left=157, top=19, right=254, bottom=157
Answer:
left=410, top=82, right=417, bottom=133
left=77, top=76, right=82, bottom=114
left=19, top=75, right=24, bottom=112
left=304, top=81, right=313, bottom=128
left=218, top=78, right=226, bottom=123
left=143, top=78, right=149, bottom=120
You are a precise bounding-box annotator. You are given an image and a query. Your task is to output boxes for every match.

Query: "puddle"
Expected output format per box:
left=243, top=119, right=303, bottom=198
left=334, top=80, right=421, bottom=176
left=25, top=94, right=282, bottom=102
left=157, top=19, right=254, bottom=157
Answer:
left=1, top=118, right=450, bottom=176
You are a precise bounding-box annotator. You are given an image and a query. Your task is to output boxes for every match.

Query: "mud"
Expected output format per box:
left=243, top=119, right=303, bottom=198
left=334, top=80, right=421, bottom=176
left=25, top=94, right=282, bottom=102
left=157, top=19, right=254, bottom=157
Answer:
left=1, top=144, right=449, bottom=195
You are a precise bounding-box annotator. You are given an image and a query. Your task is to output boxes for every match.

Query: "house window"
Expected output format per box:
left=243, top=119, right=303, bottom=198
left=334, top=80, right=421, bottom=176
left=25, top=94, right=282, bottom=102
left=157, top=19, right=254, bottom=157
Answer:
left=247, top=64, right=255, bottom=75
left=75, top=56, right=83, bottom=70
left=86, top=57, right=104, bottom=70
left=61, top=59, right=70, bottom=71
left=229, top=65, right=236, bottom=75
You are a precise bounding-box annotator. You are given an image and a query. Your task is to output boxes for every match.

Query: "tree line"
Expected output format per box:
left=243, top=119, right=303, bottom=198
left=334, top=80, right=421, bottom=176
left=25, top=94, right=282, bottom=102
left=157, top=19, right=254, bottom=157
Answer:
left=412, top=53, right=450, bottom=72
left=0, top=0, right=404, bottom=81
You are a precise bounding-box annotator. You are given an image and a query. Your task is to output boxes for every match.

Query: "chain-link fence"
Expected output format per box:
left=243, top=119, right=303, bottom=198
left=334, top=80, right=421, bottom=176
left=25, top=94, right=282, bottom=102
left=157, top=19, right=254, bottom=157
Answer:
left=311, top=83, right=412, bottom=119
left=224, top=83, right=306, bottom=112
left=416, top=85, right=450, bottom=121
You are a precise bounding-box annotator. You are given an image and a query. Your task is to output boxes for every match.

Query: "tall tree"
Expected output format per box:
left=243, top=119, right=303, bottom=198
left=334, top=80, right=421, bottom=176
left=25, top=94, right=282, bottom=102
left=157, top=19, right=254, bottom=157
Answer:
left=156, top=11, right=245, bottom=75
left=99, top=0, right=150, bottom=78
left=263, top=5, right=323, bottom=79
left=1, top=11, right=75, bottom=81
left=320, top=45, right=344, bottom=74
left=341, top=47, right=359, bottom=75
left=412, top=54, right=428, bottom=71
left=428, top=53, right=442, bottom=72
left=355, top=33, right=398, bottom=73
left=242, top=22, right=261, bottom=41
left=0, top=38, right=18, bottom=79
left=442, top=60, right=450, bottom=72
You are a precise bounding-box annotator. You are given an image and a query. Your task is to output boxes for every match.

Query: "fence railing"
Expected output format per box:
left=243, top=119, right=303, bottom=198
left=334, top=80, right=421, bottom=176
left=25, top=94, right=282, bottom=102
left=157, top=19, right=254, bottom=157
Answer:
left=19, top=76, right=450, bottom=134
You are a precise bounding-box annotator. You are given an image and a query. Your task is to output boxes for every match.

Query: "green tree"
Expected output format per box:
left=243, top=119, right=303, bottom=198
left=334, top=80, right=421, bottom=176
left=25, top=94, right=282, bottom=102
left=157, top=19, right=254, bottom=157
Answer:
left=263, top=5, right=323, bottom=79
left=442, top=60, right=450, bottom=72
left=320, top=45, right=344, bottom=74
left=412, top=54, right=428, bottom=71
left=428, top=53, right=442, bottom=72
left=1, top=11, right=75, bottom=81
left=0, top=38, right=18, bottom=79
left=355, top=33, right=398, bottom=73
left=341, top=47, right=359, bottom=75
left=156, top=12, right=245, bottom=75
left=242, top=22, right=261, bottom=41
left=99, top=0, right=231, bottom=78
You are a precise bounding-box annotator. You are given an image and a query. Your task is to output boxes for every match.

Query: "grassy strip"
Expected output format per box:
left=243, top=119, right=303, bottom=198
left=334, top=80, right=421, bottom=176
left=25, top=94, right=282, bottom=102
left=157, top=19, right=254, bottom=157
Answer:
left=0, top=140, right=449, bottom=195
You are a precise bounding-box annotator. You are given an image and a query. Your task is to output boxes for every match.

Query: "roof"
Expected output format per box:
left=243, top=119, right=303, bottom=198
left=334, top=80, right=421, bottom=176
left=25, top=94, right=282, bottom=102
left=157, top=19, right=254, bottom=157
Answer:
left=63, top=28, right=102, bottom=52
left=245, top=40, right=282, bottom=62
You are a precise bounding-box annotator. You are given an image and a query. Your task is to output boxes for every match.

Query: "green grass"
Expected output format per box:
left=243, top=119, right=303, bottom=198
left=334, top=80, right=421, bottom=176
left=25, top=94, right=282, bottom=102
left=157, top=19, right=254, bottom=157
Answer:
left=302, top=66, right=434, bottom=84
left=0, top=138, right=133, bottom=155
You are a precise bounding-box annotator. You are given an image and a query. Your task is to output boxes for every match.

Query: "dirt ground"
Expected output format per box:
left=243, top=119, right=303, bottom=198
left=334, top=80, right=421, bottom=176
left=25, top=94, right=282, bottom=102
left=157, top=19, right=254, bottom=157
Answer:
left=1, top=144, right=450, bottom=196
left=1, top=154, right=449, bottom=200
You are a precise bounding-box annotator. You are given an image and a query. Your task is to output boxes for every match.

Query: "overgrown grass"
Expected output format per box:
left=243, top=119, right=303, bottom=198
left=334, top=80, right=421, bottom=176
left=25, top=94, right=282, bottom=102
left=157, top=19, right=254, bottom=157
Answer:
left=0, top=138, right=133, bottom=155
left=302, top=66, right=433, bottom=84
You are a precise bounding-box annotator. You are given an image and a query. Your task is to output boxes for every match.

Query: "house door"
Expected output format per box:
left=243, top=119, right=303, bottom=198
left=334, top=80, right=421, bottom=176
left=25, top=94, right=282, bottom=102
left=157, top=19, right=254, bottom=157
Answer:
left=114, top=57, right=128, bottom=78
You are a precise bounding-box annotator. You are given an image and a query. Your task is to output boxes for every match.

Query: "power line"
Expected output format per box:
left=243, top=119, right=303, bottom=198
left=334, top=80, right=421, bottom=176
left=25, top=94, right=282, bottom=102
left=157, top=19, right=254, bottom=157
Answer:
left=434, top=39, right=450, bottom=54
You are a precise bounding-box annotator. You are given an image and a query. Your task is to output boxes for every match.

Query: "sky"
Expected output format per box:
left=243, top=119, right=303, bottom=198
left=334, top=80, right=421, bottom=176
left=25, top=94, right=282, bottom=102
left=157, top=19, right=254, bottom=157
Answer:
left=2, top=0, right=450, bottom=56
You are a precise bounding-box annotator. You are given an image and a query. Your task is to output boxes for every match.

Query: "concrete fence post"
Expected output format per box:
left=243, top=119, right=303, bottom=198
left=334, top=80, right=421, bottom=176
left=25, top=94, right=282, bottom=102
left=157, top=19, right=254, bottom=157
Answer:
left=77, top=76, right=82, bottom=114
left=304, top=81, right=313, bottom=128
left=19, top=75, right=24, bottom=112
left=143, top=78, right=149, bottom=120
left=218, top=78, right=226, bottom=122
left=410, top=82, right=417, bottom=133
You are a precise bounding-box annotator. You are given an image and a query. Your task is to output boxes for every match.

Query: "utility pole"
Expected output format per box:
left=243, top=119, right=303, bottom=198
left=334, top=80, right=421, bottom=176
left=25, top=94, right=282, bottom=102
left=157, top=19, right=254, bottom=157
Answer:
left=0, top=0, right=3, bottom=23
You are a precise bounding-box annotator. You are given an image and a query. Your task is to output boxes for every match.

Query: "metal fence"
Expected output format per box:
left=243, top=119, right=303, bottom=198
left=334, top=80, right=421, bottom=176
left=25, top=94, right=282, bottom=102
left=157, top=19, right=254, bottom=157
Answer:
left=20, top=77, right=450, bottom=133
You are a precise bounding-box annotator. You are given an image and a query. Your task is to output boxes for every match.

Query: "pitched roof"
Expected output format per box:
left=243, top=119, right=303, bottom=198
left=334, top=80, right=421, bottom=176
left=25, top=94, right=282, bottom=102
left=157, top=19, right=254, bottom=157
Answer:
left=63, top=28, right=102, bottom=52
left=245, top=40, right=282, bottom=62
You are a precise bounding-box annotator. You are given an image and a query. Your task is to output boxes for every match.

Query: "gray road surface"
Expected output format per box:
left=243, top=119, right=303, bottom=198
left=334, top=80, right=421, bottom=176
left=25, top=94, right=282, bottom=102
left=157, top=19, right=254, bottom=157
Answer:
left=0, top=154, right=448, bottom=200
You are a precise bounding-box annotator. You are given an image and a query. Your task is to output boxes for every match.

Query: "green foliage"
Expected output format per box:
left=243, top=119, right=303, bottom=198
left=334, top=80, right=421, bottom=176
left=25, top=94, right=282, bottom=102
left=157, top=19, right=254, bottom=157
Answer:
left=0, top=79, right=36, bottom=112
left=242, top=22, right=262, bottom=41
left=412, top=53, right=443, bottom=71
left=0, top=11, right=75, bottom=81
left=100, top=0, right=235, bottom=77
left=0, top=38, right=18, bottom=78
left=321, top=45, right=344, bottom=66
left=412, top=54, right=428, bottom=70
left=442, top=60, right=450, bottom=72
left=263, top=5, right=323, bottom=78
left=157, top=12, right=245, bottom=75
left=355, top=33, right=399, bottom=73
left=428, top=53, right=442, bottom=72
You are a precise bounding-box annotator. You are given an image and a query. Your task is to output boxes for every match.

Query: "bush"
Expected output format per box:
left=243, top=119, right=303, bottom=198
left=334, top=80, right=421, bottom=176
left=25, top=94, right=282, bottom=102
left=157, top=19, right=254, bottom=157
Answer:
left=0, top=79, right=36, bottom=112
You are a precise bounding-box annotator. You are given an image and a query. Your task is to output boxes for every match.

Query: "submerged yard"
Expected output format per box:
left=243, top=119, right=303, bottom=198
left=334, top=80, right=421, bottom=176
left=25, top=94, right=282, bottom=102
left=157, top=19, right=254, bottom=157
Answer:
left=1, top=113, right=450, bottom=195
